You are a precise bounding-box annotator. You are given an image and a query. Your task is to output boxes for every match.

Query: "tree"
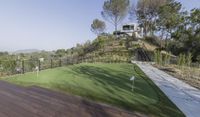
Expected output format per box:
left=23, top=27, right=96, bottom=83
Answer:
left=55, top=49, right=66, bottom=57
left=91, top=19, right=106, bottom=36
left=167, top=8, right=200, bottom=61
left=75, top=43, right=84, bottom=56
left=101, top=0, right=130, bottom=31
left=157, top=1, right=185, bottom=40
left=0, top=52, right=8, bottom=56
left=130, top=0, right=168, bottom=36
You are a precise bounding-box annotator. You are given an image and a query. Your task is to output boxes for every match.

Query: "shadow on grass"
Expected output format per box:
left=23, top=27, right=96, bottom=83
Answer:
left=132, top=65, right=185, bottom=117
left=68, top=64, right=185, bottom=117
left=81, top=99, right=112, bottom=117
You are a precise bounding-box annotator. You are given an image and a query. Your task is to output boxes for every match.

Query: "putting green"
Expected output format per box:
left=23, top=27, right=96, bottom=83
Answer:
left=3, top=63, right=185, bottom=117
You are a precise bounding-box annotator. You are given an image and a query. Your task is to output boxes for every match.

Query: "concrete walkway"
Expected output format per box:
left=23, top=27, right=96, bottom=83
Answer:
left=134, top=61, right=200, bottom=117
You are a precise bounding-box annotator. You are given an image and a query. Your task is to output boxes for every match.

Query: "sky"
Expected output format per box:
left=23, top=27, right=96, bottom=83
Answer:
left=0, top=0, right=199, bottom=52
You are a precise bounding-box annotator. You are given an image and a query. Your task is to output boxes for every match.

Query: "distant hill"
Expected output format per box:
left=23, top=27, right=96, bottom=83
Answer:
left=13, top=49, right=41, bottom=54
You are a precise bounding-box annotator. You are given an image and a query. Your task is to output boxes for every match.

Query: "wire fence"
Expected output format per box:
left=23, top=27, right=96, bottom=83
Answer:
left=0, top=59, right=63, bottom=76
left=0, top=54, right=131, bottom=77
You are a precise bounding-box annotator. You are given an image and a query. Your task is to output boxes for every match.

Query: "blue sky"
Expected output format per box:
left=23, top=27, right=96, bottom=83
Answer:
left=0, top=0, right=199, bottom=51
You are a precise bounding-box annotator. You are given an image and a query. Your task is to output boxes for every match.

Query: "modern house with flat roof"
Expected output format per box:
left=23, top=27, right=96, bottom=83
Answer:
left=114, top=23, right=143, bottom=38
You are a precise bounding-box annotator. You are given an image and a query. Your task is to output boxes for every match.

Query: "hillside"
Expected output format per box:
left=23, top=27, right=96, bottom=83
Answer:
left=0, top=35, right=163, bottom=76
left=66, top=35, right=160, bottom=63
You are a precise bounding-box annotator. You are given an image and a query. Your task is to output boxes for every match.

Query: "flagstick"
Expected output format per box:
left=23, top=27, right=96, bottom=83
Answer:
left=130, top=76, right=135, bottom=92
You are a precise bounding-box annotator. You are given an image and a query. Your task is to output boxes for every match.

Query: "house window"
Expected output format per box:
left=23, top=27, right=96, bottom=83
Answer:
left=123, top=25, right=130, bottom=30
left=130, top=25, right=134, bottom=30
left=123, top=25, right=135, bottom=30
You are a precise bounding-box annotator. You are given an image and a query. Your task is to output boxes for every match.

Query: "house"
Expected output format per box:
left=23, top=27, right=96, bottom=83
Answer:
left=113, top=23, right=143, bottom=38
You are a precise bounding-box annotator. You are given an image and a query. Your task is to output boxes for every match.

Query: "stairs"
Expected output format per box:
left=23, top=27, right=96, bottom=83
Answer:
left=136, top=48, right=151, bottom=62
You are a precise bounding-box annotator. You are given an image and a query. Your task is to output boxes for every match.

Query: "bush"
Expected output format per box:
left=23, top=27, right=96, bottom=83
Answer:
left=197, top=55, right=200, bottom=63
left=163, top=53, right=171, bottom=65
left=178, top=54, right=186, bottom=68
left=154, top=50, right=162, bottom=65
left=119, top=40, right=124, bottom=46
left=186, top=53, right=192, bottom=67
left=144, top=36, right=161, bottom=47
left=1, top=60, right=17, bottom=74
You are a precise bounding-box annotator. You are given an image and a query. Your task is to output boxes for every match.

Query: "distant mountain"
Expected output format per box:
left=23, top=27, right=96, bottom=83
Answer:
left=13, top=49, right=41, bottom=54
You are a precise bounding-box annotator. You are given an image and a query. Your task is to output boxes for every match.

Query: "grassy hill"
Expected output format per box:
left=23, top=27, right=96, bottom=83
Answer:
left=69, top=35, right=160, bottom=63
left=3, top=63, right=184, bottom=117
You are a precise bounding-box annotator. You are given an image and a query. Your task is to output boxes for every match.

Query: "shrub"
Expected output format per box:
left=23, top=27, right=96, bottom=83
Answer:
left=119, top=40, right=124, bottom=46
left=186, top=53, right=192, bottom=67
left=144, top=36, right=161, bottom=47
left=197, top=55, right=200, bottom=63
left=178, top=54, right=186, bottom=68
left=154, top=50, right=162, bottom=65
left=163, top=53, right=171, bottom=66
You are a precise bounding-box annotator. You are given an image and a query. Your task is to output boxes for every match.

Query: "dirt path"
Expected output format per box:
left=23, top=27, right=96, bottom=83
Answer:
left=134, top=61, right=200, bottom=117
left=0, top=81, right=143, bottom=117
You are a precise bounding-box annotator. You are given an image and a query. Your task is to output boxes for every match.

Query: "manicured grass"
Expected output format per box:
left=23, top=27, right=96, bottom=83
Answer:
left=3, top=63, right=184, bottom=117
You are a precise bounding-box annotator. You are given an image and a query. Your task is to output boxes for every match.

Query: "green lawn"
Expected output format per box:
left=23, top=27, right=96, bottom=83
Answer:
left=3, top=63, right=184, bottom=117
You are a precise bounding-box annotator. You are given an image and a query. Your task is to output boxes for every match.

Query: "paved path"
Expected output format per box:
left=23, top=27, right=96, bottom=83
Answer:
left=134, top=62, right=200, bottom=117
left=0, top=81, right=143, bottom=117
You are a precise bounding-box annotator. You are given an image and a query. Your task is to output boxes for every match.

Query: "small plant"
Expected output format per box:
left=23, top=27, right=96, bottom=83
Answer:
left=154, top=51, right=157, bottom=64
left=197, top=55, right=200, bottom=77
left=163, top=53, right=168, bottom=66
left=177, top=53, right=187, bottom=78
left=186, top=53, right=192, bottom=67
left=119, top=40, right=124, bottom=46
left=154, top=50, right=162, bottom=65
left=1, top=60, right=17, bottom=75
left=144, top=36, right=161, bottom=47
left=132, top=44, right=140, bottom=49
left=178, top=54, right=186, bottom=68
left=197, top=55, right=200, bottom=64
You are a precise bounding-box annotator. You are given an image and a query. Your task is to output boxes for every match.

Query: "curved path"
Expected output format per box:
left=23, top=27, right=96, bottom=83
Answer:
left=0, top=81, right=143, bottom=117
left=134, top=61, right=200, bottom=117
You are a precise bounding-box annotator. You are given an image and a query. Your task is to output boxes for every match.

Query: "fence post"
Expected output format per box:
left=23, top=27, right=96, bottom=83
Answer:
left=22, top=60, right=24, bottom=74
